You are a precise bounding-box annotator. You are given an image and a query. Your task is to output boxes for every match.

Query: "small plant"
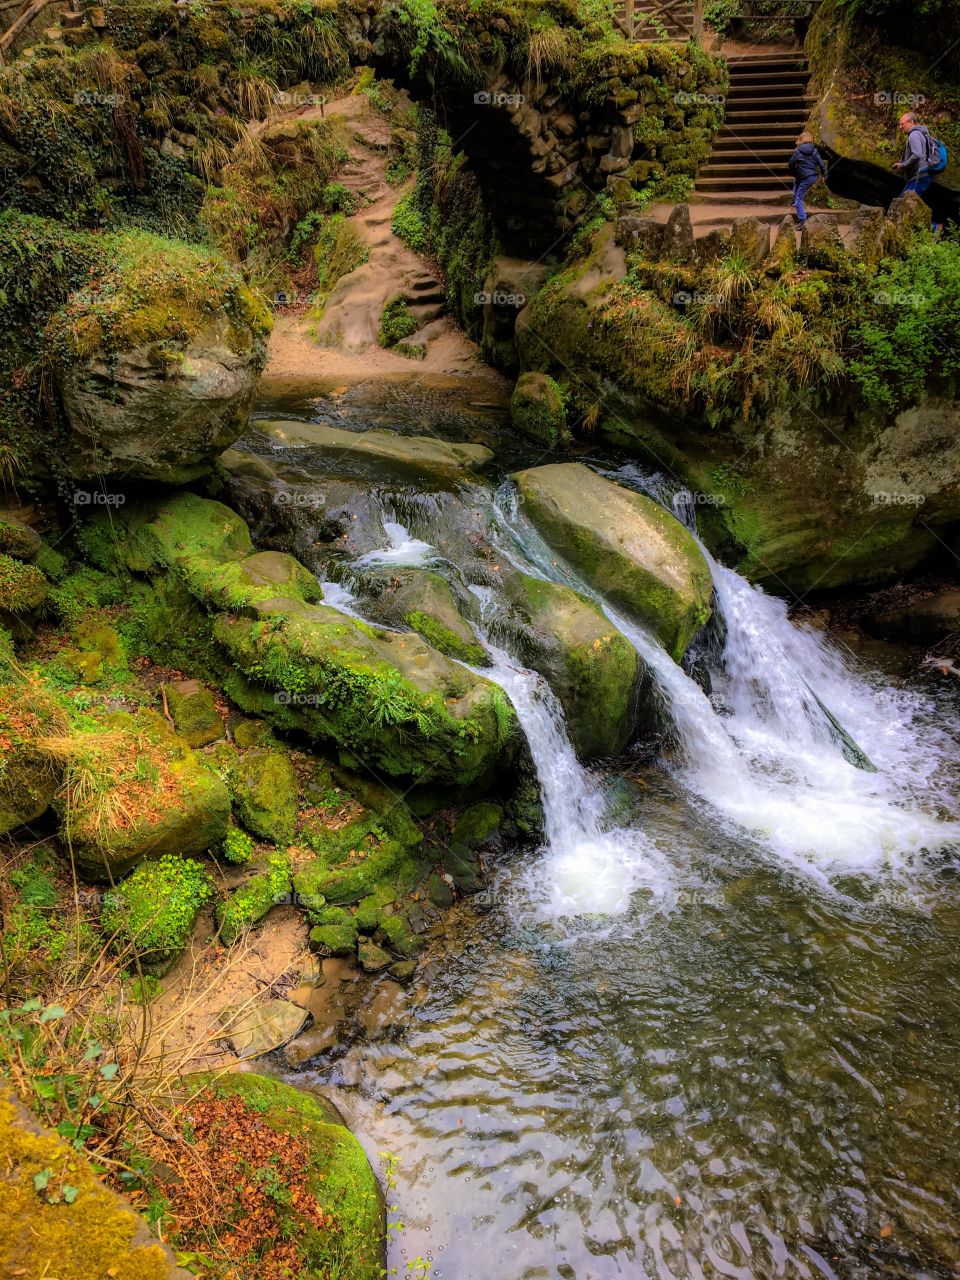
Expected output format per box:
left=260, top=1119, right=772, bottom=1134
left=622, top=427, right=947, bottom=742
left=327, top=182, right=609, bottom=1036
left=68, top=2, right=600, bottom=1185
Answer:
left=220, top=823, right=256, bottom=865
left=100, top=855, right=212, bottom=974
left=377, top=296, right=419, bottom=348
left=391, top=189, right=428, bottom=252
left=703, top=0, right=742, bottom=35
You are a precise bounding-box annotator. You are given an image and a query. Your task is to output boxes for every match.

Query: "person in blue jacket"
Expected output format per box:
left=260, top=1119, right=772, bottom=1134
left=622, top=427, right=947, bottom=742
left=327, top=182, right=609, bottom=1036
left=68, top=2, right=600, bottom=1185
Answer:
left=893, top=112, right=934, bottom=196
left=787, top=131, right=828, bottom=225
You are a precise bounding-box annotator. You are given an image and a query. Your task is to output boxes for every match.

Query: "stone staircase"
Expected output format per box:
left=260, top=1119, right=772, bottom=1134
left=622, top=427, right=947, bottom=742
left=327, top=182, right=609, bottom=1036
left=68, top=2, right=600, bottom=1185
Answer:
left=695, top=52, right=814, bottom=202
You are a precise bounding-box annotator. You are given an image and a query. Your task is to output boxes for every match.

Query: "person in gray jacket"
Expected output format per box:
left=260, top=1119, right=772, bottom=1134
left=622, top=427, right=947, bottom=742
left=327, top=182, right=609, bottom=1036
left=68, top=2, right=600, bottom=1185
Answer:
left=893, top=112, right=934, bottom=196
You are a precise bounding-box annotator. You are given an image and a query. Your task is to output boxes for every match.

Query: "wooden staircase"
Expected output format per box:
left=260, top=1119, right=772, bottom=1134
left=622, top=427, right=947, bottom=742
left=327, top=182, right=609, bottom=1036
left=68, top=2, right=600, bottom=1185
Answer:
left=694, top=52, right=814, bottom=202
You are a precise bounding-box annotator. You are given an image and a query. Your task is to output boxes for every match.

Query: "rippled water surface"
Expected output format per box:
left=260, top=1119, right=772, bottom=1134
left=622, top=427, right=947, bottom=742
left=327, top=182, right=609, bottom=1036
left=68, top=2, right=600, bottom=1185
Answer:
left=297, top=788, right=960, bottom=1280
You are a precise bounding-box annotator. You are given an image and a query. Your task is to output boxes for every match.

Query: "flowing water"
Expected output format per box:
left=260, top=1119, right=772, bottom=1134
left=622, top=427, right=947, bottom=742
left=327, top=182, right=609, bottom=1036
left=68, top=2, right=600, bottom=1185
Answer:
left=248, top=392, right=960, bottom=1278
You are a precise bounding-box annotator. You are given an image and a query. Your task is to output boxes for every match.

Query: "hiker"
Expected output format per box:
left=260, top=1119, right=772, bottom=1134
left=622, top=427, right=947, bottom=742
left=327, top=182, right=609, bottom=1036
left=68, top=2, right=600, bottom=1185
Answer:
left=893, top=112, right=939, bottom=196
left=787, top=131, right=828, bottom=226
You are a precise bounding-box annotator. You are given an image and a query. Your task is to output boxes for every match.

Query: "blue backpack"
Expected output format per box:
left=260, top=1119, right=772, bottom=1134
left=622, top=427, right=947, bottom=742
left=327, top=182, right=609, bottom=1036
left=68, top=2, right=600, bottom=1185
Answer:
left=930, top=137, right=949, bottom=174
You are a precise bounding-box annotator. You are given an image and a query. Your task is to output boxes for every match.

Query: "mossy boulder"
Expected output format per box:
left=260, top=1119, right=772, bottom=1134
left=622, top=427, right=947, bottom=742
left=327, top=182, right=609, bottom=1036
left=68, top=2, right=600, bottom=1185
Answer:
left=513, top=464, right=712, bottom=659
left=216, top=850, right=292, bottom=946
left=452, top=802, right=503, bottom=847
left=365, top=568, right=486, bottom=665
left=509, top=573, right=640, bottom=757
left=0, top=1081, right=191, bottom=1280
left=0, top=680, right=67, bottom=835
left=84, top=494, right=519, bottom=787
left=510, top=372, right=570, bottom=449
left=309, top=907, right=360, bottom=956
left=53, top=716, right=231, bottom=880
left=101, top=855, right=213, bottom=977
left=231, top=749, right=298, bottom=845
left=0, top=512, right=42, bottom=560
left=192, top=1072, right=384, bottom=1280
left=294, top=777, right=425, bottom=908
left=48, top=232, right=271, bottom=484
left=0, top=553, right=49, bottom=630
left=163, top=679, right=223, bottom=748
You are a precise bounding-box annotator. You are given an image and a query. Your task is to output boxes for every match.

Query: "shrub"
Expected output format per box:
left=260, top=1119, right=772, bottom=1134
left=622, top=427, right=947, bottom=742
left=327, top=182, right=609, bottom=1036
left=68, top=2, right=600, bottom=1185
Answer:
left=220, top=824, right=256, bottom=865
left=390, top=189, right=427, bottom=252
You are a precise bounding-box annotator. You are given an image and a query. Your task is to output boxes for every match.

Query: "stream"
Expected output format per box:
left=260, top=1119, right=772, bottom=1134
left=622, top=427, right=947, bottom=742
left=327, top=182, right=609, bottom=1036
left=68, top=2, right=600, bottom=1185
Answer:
left=245, top=378, right=960, bottom=1279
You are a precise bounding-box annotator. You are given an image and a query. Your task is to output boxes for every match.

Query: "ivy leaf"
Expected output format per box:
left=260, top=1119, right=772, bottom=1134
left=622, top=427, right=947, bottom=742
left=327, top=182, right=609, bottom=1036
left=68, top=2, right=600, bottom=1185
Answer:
left=33, top=1168, right=51, bottom=1192
left=82, top=1041, right=103, bottom=1062
left=39, top=1005, right=67, bottom=1023
left=21, top=997, right=42, bottom=1013
left=62, top=1185, right=79, bottom=1204
left=99, top=1063, right=119, bottom=1081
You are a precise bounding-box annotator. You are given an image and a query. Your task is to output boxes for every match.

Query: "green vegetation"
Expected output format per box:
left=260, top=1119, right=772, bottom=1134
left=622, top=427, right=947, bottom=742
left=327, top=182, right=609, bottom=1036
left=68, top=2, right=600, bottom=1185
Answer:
left=377, top=295, right=419, bottom=347
left=220, top=823, right=257, bottom=865
left=100, top=855, right=213, bottom=975
left=215, top=850, right=291, bottom=945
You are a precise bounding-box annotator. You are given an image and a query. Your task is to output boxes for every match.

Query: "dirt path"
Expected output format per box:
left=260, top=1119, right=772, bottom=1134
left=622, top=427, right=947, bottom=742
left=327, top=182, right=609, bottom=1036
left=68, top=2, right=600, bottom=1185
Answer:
left=265, top=93, right=491, bottom=382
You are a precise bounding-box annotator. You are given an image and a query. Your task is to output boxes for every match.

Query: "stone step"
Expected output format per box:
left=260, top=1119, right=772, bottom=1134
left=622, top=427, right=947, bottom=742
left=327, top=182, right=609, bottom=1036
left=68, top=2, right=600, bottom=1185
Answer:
left=695, top=175, right=795, bottom=191
left=726, top=66, right=808, bottom=80
left=725, top=56, right=808, bottom=68
left=700, top=161, right=793, bottom=178
left=726, top=86, right=811, bottom=102
left=714, top=131, right=800, bottom=147
left=724, top=107, right=811, bottom=123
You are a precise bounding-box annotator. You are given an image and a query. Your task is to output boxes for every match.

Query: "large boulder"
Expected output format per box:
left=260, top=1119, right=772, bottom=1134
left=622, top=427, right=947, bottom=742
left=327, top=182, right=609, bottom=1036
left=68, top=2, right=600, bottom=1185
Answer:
left=84, top=494, right=518, bottom=787
left=508, top=573, right=640, bottom=757
left=185, top=1073, right=384, bottom=1280
left=0, top=1080, right=192, bottom=1280
left=513, top=464, right=712, bottom=658
left=231, top=749, right=298, bottom=844
left=0, top=680, right=67, bottom=834
left=362, top=567, right=486, bottom=665
left=53, top=712, right=231, bottom=881
left=47, top=234, right=271, bottom=484
left=254, top=420, right=494, bottom=486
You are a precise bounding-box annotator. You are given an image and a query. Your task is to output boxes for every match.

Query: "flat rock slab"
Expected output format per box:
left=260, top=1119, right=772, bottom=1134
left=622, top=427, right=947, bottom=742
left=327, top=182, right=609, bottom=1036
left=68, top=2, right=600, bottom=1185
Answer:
left=254, top=420, right=495, bottom=485
left=220, top=998, right=309, bottom=1058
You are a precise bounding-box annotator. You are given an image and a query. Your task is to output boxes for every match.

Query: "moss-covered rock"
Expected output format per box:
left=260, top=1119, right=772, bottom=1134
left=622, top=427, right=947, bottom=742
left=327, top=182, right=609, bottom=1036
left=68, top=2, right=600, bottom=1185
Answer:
left=0, top=552, right=49, bottom=626
left=231, top=749, right=298, bottom=845
left=294, top=776, right=425, bottom=907
left=216, top=850, right=291, bottom=945
left=309, top=909, right=359, bottom=956
left=510, top=372, right=570, bottom=449
left=0, top=680, right=67, bottom=835
left=365, top=567, right=486, bottom=665
left=514, top=464, right=712, bottom=658
left=0, top=512, right=42, bottom=560
left=192, top=1072, right=384, bottom=1280
left=0, top=1081, right=190, bottom=1280
left=452, top=802, right=503, bottom=847
left=85, top=493, right=518, bottom=786
left=101, top=855, right=213, bottom=976
left=509, top=572, right=640, bottom=757
left=52, top=715, right=231, bottom=880
left=163, top=679, right=223, bottom=748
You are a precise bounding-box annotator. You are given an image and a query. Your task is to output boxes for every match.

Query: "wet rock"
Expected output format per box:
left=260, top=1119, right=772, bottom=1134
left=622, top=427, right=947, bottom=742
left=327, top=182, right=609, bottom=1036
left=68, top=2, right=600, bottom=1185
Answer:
left=615, top=214, right=664, bottom=257
left=310, top=920, right=360, bottom=957
left=510, top=371, right=570, bottom=449
left=364, top=567, right=485, bottom=665
left=232, top=749, right=298, bottom=845
left=729, top=217, right=770, bottom=270
left=847, top=204, right=886, bottom=267
left=219, top=998, right=309, bottom=1058
left=513, top=463, right=713, bottom=659
left=358, top=940, right=393, bottom=973
left=388, top=958, right=419, bottom=983
left=283, top=1021, right=339, bottom=1066
left=254, top=420, right=494, bottom=486
left=216, top=851, right=291, bottom=945
left=864, top=588, right=960, bottom=643
left=427, top=872, right=455, bottom=907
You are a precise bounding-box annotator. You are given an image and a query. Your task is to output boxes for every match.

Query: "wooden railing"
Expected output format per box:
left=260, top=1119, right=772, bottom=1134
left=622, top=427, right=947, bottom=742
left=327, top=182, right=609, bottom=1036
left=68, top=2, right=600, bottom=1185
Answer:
left=617, top=0, right=704, bottom=42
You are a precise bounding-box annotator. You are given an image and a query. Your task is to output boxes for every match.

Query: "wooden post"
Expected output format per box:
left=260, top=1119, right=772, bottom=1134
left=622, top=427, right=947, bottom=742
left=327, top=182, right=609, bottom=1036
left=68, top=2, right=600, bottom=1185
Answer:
left=0, top=0, right=54, bottom=54
left=624, top=0, right=635, bottom=38
left=692, top=0, right=704, bottom=43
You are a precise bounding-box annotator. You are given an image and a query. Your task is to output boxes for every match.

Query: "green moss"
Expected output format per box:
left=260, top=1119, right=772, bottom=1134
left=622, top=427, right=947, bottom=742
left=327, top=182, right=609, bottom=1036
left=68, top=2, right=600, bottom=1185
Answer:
left=452, top=802, right=503, bottom=847
left=231, top=749, right=298, bottom=845
left=0, top=680, right=67, bottom=836
left=163, top=681, right=223, bottom=748
left=192, top=1072, right=384, bottom=1280
left=404, top=610, right=486, bottom=665
left=377, top=295, right=419, bottom=348
left=0, top=554, right=48, bottom=614
left=510, top=372, right=568, bottom=448
left=219, top=823, right=257, bottom=865
left=101, top=855, right=212, bottom=976
left=310, top=213, right=369, bottom=313
left=216, top=850, right=291, bottom=945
